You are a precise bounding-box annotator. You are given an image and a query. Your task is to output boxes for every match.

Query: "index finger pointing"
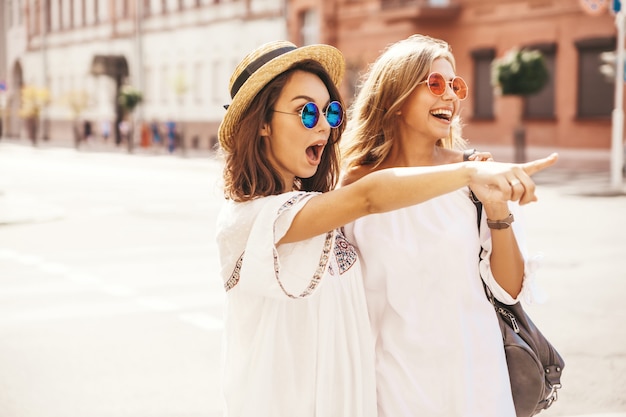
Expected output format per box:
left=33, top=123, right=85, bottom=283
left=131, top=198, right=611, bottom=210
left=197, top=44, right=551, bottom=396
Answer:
left=521, top=153, right=559, bottom=177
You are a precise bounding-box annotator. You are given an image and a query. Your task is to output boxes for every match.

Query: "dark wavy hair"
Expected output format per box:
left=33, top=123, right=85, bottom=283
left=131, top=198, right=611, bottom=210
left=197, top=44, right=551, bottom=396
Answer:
left=221, top=60, right=345, bottom=202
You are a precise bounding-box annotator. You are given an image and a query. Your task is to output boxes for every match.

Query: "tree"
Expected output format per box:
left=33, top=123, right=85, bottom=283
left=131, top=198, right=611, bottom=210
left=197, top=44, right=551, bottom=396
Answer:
left=117, top=85, right=143, bottom=152
left=19, top=85, right=50, bottom=145
left=118, top=85, right=143, bottom=115
left=491, top=48, right=549, bottom=162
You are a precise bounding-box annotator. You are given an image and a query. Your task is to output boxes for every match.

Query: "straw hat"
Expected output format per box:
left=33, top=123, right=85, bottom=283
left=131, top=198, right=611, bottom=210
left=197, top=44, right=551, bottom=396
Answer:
left=217, top=40, right=345, bottom=153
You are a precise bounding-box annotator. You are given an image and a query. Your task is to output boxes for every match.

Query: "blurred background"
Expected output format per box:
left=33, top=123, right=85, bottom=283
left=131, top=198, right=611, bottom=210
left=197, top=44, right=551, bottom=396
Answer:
left=1, top=1, right=626, bottom=417
left=0, top=0, right=621, bottom=154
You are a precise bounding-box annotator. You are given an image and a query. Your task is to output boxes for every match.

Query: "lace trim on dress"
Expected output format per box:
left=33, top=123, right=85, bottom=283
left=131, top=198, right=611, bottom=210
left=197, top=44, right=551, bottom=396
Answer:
left=224, top=252, right=244, bottom=292
left=272, top=194, right=333, bottom=297
left=273, top=230, right=333, bottom=298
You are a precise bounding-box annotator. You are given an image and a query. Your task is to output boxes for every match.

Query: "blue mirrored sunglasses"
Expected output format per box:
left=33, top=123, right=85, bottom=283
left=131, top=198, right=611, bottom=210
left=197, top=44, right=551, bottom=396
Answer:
left=273, top=101, right=344, bottom=129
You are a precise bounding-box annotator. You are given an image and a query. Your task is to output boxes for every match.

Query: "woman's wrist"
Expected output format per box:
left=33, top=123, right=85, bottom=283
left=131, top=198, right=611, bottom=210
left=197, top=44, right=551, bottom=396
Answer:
left=460, top=161, right=478, bottom=186
left=484, top=202, right=510, bottom=220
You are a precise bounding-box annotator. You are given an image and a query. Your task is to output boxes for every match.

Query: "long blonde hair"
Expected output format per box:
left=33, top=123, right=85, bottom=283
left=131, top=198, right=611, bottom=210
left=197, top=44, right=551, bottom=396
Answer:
left=342, top=34, right=466, bottom=170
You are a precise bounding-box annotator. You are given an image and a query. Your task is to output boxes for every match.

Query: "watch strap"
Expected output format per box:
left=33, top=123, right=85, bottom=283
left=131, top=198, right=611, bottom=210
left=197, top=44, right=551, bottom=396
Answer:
left=486, top=213, right=514, bottom=229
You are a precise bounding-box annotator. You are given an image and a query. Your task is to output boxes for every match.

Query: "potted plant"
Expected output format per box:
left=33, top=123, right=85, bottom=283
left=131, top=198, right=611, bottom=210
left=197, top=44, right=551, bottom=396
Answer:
left=491, top=48, right=549, bottom=162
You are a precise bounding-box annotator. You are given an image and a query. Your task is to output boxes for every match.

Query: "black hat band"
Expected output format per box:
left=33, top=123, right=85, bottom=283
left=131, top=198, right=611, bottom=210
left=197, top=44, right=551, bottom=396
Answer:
left=230, top=46, right=296, bottom=99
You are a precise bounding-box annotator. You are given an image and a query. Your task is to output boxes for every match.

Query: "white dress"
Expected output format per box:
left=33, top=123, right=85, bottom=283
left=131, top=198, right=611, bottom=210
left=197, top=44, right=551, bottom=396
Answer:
left=216, top=191, right=377, bottom=417
left=344, top=187, right=531, bottom=417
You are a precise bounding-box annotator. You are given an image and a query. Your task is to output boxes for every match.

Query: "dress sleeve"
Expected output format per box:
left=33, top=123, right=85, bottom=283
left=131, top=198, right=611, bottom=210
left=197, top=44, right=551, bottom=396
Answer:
left=478, top=203, right=543, bottom=305
left=237, top=192, right=335, bottom=299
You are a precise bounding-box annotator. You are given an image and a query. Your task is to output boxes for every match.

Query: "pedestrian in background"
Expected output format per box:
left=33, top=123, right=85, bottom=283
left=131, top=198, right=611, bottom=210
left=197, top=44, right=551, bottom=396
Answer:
left=341, top=34, right=549, bottom=417
left=215, top=39, right=557, bottom=417
left=83, top=120, right=93, bottom=143
left=150, top=120, right=162, bottom=148
left=118, top=119, right=130, bottom=146
left=140, top=122, right=151, bottom=148
left=165, top=119, right=176, bottom=153
left=101, top=119, right=111, bottom=142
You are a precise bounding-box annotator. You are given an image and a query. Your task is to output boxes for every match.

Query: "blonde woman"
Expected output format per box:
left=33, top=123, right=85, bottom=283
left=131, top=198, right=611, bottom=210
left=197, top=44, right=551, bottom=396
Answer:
left=341, top=34, right=543, bottom=417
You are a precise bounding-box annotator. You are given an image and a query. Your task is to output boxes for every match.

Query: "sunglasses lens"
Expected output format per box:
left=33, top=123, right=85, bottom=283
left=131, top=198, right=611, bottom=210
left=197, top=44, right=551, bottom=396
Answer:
left=426, top=73, right=468, bottom=100
left=325, top=101, right=343, bottom=128
left=300, top=102, right=320, bottom=129
left=452, top=77, right=468, bottom=100
left=428, top=73, right=446, bottom=96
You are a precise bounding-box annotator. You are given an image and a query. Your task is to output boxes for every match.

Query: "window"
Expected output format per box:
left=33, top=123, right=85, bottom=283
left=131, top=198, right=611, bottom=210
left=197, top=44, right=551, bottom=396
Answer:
left=144, top=67, right=151, bottom=103
left=470, top=48, right=495, bottom=120
left=575, top=37, right=616, bottom=119
left=523, top=43, right=556, bottom=119
left=97, top=0, right=109, bottom=22
left=75, top=0, right=83, bottom=26
left=84, top=0, right=96, bottom=25
left=8, top=0, right=13, bottom=27
left=300, top=9, right=319, bottom=46
left=69, top=0, right=74, bottom=28
left=193, top=62, right=203, bottom=104
left=18, top=0, right=24, bottom=25
left=161, top=65, right=169, bottom=104
left=211, top=60, right=221, bottom=104
left=44, top=0, right=51, bottom=32
left=116, top=0, right=130, bottom=18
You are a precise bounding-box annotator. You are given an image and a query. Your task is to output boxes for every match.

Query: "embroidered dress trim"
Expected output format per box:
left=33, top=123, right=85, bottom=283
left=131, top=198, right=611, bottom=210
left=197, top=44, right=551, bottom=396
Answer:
left=225, top=252, right=244, bottom=292
left=334, top=230, right=358, bottom=275
left=273, top=230, right=333, bottom=298
left=273, top=193, right=333, bottom=298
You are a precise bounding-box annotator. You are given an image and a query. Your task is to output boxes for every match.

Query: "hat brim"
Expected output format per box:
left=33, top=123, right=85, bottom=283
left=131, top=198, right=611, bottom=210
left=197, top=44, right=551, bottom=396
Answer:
left=218, top=44, right=345, bottom=152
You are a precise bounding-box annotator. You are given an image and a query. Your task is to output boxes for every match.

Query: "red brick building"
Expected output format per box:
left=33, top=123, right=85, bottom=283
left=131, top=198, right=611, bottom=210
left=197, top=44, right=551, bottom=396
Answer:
left=287, top=0, right=618, bottom=150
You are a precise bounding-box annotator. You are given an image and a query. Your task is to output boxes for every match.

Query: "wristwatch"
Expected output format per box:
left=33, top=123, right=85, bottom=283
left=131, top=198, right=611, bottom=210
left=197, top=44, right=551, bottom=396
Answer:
left=486, top=213, right=515, bottom=230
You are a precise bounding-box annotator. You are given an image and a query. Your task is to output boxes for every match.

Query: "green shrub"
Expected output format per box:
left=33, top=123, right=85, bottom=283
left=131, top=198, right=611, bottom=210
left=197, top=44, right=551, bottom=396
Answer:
left=491, top=48, right=549, bottom=96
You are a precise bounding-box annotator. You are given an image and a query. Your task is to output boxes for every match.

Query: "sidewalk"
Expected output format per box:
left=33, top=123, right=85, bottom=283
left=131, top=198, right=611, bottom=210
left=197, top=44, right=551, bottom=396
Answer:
left=1, top=139, right=625, bottom=227
left=0, top=138, right=217, bottom=226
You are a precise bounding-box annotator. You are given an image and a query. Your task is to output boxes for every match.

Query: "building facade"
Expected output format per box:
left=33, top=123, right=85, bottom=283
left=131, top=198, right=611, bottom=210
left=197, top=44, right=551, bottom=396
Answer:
left=288, top=0, right=618, bottom=150
left=3, top=0, right=287, bottom=148
left=2, top=0, right=620, bottom=150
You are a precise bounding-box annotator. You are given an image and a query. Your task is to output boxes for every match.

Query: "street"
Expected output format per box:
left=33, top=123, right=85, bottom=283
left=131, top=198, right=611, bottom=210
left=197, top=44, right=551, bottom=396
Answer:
left=1, top=141, right=625, bottom=417
left=0, top=143, right=225, bottom=417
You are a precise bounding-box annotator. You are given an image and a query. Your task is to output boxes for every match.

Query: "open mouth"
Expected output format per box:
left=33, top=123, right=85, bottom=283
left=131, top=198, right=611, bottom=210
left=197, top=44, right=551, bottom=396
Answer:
left=306, top=143, right=324, bottom=164
left=430, top=109, right=452, bottom=122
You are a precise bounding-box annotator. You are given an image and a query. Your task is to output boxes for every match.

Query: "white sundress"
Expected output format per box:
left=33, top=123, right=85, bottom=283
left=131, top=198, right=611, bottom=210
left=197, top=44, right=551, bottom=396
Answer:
left=344, top=187, right=533, bottom=417
left=216, top=191, right=377, bottom=417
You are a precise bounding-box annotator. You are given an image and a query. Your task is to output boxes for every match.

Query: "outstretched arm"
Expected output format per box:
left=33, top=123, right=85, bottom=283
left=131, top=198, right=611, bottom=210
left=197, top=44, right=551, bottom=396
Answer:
left=279, top=153, right=558, bottom=244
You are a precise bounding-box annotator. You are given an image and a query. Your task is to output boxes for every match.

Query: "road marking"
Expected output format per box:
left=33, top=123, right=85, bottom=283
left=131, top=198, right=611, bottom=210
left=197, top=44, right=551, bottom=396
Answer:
left=0, top=247, right=224, bottom=331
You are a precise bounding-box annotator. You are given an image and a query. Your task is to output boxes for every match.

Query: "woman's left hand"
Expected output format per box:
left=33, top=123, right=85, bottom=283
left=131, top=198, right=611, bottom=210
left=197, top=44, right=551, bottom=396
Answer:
left=466, top=151, right=494, bottom=162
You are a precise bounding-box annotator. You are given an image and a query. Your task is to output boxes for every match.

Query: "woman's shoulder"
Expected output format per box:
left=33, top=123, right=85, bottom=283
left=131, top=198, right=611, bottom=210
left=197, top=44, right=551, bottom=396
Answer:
left=340, top=164, right=378, bottom=187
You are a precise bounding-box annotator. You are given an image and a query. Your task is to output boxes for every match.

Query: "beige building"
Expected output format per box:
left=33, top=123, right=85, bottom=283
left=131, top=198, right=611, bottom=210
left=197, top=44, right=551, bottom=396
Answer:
left=3, top=0, right=287, bottom=148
